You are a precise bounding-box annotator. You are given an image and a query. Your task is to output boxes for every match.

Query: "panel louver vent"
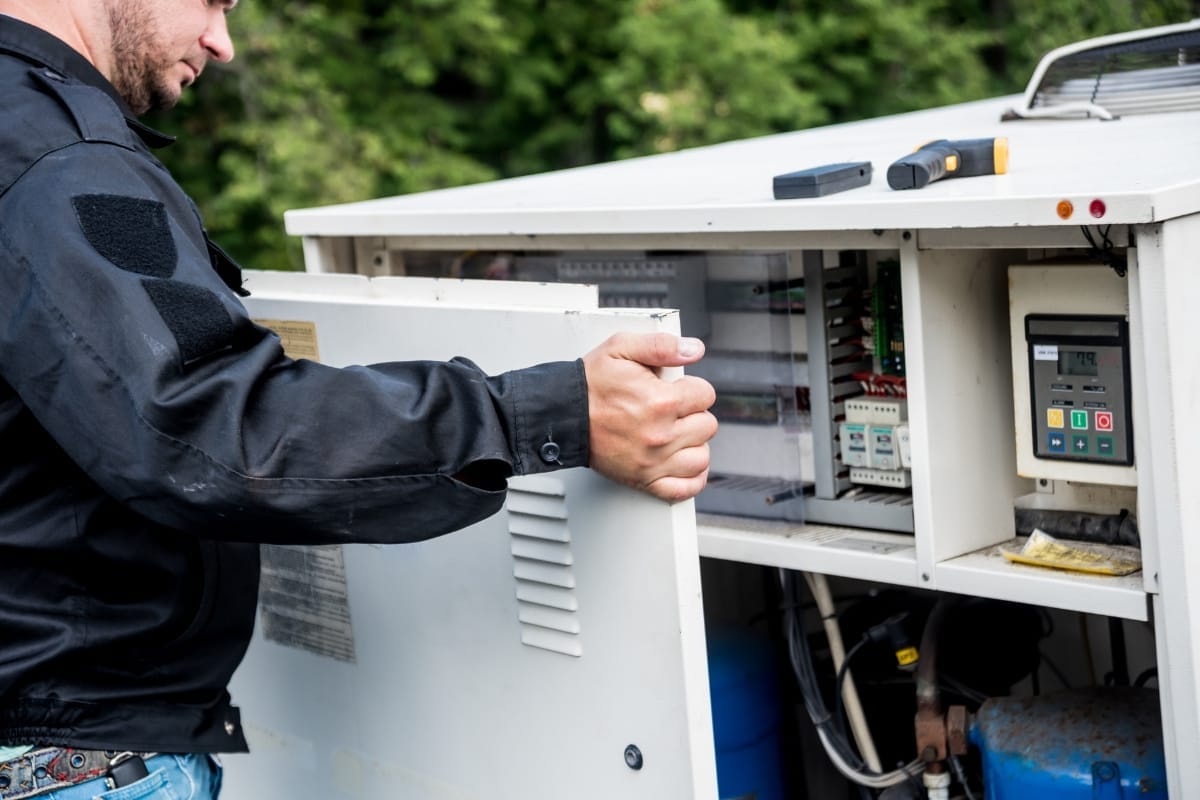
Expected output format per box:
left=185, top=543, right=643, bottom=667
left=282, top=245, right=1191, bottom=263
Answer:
left=506, top=477, right=582, bottom=657
left=1007, top=20, right=1200, bottom=120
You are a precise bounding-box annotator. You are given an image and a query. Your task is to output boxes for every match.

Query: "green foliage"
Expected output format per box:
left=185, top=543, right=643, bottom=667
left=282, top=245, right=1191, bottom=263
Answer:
left=147, top=0, right=1198, bottom=271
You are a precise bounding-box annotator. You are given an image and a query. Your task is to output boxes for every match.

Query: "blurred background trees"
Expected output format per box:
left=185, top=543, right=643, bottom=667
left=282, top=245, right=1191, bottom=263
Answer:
left=147, top=0, right=1198, bottom=270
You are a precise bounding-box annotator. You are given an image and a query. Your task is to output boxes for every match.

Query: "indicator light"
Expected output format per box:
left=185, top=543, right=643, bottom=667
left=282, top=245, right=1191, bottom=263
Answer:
left=1056, top=200, right=1074, bottom=219
left=1089, top=199, right=1107, bottom=218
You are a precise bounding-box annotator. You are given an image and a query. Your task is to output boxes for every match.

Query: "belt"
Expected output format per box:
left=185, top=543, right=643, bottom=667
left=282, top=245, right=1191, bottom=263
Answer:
left=0, top=748, right=158, bottom=800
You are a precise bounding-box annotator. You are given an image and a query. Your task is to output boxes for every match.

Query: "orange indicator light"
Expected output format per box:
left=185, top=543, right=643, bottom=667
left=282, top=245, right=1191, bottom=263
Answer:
left=1089, top=199, right=1107, bottom=218
left=1056, top=200, right=1074, bottom=220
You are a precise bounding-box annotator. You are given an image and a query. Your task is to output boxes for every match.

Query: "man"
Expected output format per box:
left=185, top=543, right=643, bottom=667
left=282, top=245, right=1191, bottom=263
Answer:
left=0, top=1, right=717, bottom=797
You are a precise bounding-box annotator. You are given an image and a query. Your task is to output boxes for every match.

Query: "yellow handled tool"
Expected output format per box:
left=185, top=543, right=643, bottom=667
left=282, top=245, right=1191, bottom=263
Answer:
left=887, top=137, right=1008, bottom=190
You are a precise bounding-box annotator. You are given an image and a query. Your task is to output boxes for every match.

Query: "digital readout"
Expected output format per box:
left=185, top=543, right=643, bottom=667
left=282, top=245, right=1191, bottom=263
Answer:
left=1059, top=349, right=1099, bottom=377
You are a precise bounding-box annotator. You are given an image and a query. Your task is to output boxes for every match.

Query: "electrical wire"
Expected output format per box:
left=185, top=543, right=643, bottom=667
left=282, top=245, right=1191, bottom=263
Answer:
left=777, top=569, right=925, bottom=790
left=1080, top=225, right=1127, bottom=277
left=834, top=638, right=871, bottom=745
left=949, top=755, right=980, bottom=800
left=1038, top=651, right=1073, bottom=689
left=1135, top=667, right=1158, bottom=687
left=804, top=572, right=884, bottom=772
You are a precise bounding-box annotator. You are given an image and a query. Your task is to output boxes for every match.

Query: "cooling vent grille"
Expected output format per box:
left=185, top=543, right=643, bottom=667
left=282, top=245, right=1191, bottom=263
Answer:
left=1011, top=21, right=1200, bottom=120
left=506, top=477, right=582, bottom=658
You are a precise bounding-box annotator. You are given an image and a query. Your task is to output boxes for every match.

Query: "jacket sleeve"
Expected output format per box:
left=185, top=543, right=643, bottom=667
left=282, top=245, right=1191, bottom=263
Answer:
left=0, top=140, right=589, bottom=544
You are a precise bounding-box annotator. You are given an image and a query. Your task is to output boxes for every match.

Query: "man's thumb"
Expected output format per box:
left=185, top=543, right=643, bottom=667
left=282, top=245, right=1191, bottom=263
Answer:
left=610, top=332, right=705, bottom=367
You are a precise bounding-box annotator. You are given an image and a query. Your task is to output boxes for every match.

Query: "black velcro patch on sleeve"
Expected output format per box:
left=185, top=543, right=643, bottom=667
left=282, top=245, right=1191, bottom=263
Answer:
left=72, top=194, right=177, bottom=278
left=142, top=279, right=236, bottom=365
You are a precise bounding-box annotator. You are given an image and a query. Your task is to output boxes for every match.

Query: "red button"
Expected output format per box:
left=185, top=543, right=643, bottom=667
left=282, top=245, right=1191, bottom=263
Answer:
left=1096, top=411, right=1114, bottom=432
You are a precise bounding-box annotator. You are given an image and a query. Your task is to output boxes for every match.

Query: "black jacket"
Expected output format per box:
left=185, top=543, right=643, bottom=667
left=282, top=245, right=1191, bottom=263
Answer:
left=0, top=17, right=588, bottom=753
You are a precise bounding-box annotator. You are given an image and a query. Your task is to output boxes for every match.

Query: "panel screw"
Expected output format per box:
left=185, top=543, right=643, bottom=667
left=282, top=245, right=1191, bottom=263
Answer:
left=922, top=573, right=930, bottom=582
left=624, top=744, right=644, bottom=771
left=902, top=231, right=912, bottom=241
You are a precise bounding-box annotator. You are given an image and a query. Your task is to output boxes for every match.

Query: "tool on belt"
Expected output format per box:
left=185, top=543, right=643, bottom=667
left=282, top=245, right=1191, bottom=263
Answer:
left=0, top=748, right=157, bottom=800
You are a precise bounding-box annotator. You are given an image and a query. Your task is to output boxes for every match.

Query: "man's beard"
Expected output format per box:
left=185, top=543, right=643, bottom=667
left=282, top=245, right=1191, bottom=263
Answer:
left=106, top=2, right=178, bottom=114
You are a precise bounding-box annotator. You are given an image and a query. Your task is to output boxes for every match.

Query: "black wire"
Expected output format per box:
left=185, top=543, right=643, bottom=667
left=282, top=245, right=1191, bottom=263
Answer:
left=834, top=638, right=872, bottom=746
left=779, top=570, right=868, bottom=772
left=1039, top=651, right=1073, bottom=689
left=1135, top=667, right=1158, bottom=687
left=1080, top=225, right=1127, bottom=277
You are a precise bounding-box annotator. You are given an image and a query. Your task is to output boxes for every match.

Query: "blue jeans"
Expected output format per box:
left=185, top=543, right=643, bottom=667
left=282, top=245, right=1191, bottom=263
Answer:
left=36, top=754, right=221, bottom=800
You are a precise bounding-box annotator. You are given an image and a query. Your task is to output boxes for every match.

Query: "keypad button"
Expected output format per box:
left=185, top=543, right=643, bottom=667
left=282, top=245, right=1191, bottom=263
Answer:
left=1046, top=408, right=1064, bottom=429
left=1097, top=437, right=1115, bottom=457
left=1072, top=435, right=1089, bottom=454
left=1071, top=409, right=1089, bottom=430
left=1047, top=432, right=1066, bottom=453
left=1095, top=411, right=1114, bottom=432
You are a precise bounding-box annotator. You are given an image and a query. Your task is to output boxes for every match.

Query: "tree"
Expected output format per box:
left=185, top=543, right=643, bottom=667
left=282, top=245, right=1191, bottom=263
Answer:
left=149, top=1, right=1198, bottom=271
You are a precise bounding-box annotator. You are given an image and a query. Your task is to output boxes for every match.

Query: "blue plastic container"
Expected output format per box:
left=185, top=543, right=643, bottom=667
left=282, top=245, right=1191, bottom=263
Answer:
left=707, top=625, right=786, bottom=800
left=969, top=688, right=1167, bottom=799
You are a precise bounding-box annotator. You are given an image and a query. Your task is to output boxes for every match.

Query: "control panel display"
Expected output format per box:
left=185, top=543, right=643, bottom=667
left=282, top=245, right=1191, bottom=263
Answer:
left=1026, top=315, right=1132, bottom=466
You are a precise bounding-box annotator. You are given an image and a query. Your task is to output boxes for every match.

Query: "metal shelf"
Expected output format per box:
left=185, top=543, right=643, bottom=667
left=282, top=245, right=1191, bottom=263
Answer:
left=696, top=514, right=918, bottom=586
left=935, top=537, right=1149, bottom=621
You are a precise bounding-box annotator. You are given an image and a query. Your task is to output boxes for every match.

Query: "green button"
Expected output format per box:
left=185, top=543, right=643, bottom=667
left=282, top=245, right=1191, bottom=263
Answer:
left=1097, top=436, right=1115, bottom=457
left=1071, top=409, right=1089, bottom=430
left=1071, top=434, right=1089, bottom=455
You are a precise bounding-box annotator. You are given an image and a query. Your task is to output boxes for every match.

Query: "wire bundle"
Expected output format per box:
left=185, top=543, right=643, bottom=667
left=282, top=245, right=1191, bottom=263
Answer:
left=778, top=569, right=925, bottom=791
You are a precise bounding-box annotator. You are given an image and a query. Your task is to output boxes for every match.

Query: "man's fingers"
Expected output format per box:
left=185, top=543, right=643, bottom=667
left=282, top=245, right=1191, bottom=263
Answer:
left=603, top=332, right=705, bottom=369
left=670, top=375, right=717, bottom=417
left=643, top=409, right=718, bottom=455
left=645, top=464, right=711, bottom=503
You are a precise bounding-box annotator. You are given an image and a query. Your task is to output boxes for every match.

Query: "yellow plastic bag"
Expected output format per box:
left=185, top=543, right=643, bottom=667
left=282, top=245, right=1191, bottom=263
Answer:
left=999, top=528, right=1141, bottom=576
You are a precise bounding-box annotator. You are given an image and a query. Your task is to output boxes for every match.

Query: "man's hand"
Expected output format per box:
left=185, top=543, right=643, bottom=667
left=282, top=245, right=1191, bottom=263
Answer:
left=582, top=332, right=718, bottom=502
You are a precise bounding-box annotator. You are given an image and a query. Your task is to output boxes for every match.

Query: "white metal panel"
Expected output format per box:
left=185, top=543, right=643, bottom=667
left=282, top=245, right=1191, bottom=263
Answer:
left=900, top=244, right=1032, bottom=581
left=222, top=277, right=717, bottom=800
left=1132, top=213, right=1200, bottom=798
left=242, top=270, right=599, bottom=309
left=1007, top=264, right=1136, bottom=486
left=285, top=97, right=1200, bottom=243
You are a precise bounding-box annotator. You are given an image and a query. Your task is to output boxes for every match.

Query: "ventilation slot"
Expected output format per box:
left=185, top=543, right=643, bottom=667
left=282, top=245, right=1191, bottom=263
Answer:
left=507, top=477, right=581, bottom=658
left=1007, top=21, right=1200, bottom=120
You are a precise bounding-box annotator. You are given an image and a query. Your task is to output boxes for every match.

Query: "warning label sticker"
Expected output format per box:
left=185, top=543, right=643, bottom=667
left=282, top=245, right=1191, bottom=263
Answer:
left=253, top=319, right=321, bottom=361
left=259, top=544, right=356, bottom=663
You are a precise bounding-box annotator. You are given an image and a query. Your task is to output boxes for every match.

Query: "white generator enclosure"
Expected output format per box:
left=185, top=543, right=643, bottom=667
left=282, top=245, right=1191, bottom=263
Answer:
left=220, top=21, right=1200, bottom=799
left=223, top=273, right=718, bottom=800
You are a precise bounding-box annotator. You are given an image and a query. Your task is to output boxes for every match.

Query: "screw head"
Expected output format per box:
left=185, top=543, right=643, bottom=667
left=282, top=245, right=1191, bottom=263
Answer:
left=624, top=744, right=644, bottom=771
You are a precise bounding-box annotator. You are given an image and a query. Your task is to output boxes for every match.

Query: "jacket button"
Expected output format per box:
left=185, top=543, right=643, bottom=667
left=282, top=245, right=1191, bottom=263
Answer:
left=539, top=441, right=562, bottom=464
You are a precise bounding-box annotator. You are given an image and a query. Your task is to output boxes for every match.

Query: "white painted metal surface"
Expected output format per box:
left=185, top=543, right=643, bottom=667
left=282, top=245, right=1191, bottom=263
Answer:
left=286, top=96, right=1200, bottom=243
left=223, top=273, right=717, bottom=800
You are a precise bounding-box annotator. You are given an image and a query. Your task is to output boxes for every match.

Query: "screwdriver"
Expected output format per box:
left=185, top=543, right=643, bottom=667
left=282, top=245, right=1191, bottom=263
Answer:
left=886, top=137, right=1009, bottom=190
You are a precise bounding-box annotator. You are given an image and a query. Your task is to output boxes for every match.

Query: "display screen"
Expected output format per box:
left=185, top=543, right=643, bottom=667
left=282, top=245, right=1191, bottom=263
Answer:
left=1059, top=349, right=1099, bottom=376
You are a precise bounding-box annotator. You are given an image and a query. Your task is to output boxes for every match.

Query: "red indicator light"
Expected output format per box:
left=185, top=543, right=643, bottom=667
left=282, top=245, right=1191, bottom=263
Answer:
left=1089, top=199, right=1107, bottom=218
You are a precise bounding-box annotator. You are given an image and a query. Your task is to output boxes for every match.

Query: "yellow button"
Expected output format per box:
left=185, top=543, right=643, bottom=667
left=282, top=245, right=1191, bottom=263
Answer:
left=1047, top=408, right=1064, bottom=429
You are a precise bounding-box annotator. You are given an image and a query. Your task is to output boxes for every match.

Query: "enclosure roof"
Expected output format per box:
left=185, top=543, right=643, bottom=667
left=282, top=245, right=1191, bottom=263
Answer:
left=285, top=95, right=1200, bottom=241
